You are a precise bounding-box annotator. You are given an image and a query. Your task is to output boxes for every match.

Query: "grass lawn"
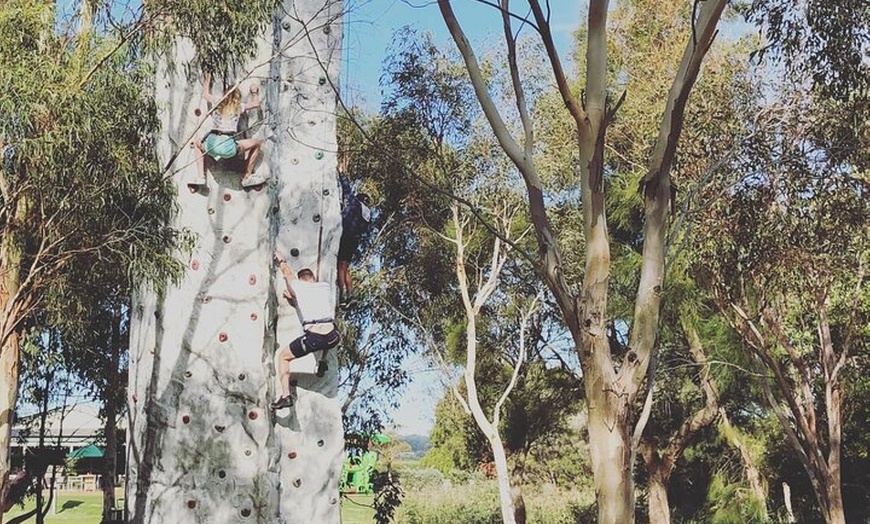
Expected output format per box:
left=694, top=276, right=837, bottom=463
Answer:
left=5, top=492, right=375, bottom=523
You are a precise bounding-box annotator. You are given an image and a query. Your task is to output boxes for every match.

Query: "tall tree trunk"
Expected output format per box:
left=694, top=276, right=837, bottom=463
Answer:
left=646, top=467, right=671, bottom=524
left=587, top=406, right=633, bottom=524
left=127, top=2, right=345, bottom=522
left=0, top=231, right=23, bottom=524
left=35, top=347, right=55, bottom=524
left=102, top=310, right=122, bottom=521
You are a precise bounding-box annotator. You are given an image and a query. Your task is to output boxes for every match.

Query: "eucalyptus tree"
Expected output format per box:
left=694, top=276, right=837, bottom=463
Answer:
left=0, top=1, right=180, bottom=514
left=435, top=0, right=728, bottom=520
left=438, top=0, right=726, bottom=523
left=690, top=89, right=869, bottom=523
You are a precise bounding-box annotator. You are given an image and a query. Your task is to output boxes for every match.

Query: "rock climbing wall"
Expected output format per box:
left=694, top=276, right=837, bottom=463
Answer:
left=127, top=1, right=344, bottom=523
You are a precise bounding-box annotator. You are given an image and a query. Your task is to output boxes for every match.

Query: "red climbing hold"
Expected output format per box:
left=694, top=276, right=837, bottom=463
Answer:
left=182, top=415, right=190, bottom=424
left=288, top=451, right=297, bottom=459
left=191, top=260, right=200, bottom=271
left=250, top=313, right=258, bottom=321
left=248, top=410, right=258, bottom=421
left=248, top=274, right=257, bottom=285
left=194, top=108, right=202, bottom=117
left=223, top=193, right=232, bottom=202
left=219, top=332, right=228, bottom=342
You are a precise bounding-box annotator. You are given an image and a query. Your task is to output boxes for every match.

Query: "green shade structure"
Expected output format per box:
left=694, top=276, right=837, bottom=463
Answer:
left=67, top=444, right=104, bottom=460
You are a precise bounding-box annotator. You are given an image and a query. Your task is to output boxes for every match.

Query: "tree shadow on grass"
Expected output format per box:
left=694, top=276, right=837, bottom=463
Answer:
left=59, top=500, right=84, bottom=513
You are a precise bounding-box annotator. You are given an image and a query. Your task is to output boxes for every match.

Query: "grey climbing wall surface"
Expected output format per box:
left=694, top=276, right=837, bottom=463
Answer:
left=127, top=1, right=344, bottom=523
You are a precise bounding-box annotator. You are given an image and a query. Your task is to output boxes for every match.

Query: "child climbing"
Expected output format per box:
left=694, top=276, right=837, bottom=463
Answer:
left=189, top=73, right=264, bottom=191
left=337, top=148, right=372, bottom=309
left=271, top=251, right=340, bottom=410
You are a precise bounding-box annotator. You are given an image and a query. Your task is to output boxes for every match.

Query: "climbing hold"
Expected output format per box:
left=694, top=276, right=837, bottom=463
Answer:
left=282, top=20, right=291, bottom=30
left=132, top=394, right=138, bottom=403
left=288, top=451, right=297, bottom=459
left=248, top=410, right=259, bottom=421
left=182, top=415, right=190, bottom=425
left=322, top=188, right=330, bottom=196
left=250, top=313, right=258, bottom=321
left=194, top=108, right=202, bottom=117
left=248, top=274, right=257, bottom=285
left=272, top=206, right=279, bottom=214
left=219, top=332, right=228, bottom=343
left=244, top=449, right=252, bottom=457
left=291, top=158, right=299, bottom=165
left=292, top=479, right=302, bottom=488
left=184, top=370, right=192, bottom=378
left=318, top=76, right=327, bottom=86
left=222, top=235, right=231, bottom=243
left=223, top=193, right=232, bottom=202
left=240, top=508, right=251, bottom=518
left=315, top=151, right=324, bottom=160
left=215, top=424, right=226, bottom=433
left=187, top=500, right=197, bottom=509
left=218, top=470, right=227, bottom=479
left=208, top=208, right=216, bottom=215
left=317, top=439, right=324, bottom=447
left=190, top=259, right=200, bottom=271
left=290, top=248, right=300, bottom=257
left=238, top=373, right=247, bottom=381
left=201, top=295, right=212, bottom=304
left=154, top=310, right=161, bottom=319
left=313, top=214, right=321, bottom=223
left=330, top=497, right=337, bottom=505
left=323, top=25, right=331, bottom=34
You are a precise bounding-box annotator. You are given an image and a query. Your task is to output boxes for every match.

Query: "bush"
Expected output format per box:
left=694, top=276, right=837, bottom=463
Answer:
left=394, top=478, right=596, bottom=524
left=397, top=467, right=447, bottom=492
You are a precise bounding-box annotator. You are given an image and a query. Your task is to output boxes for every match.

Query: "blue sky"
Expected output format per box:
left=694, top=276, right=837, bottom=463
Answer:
left=341, top=0, right=582, bottom=111
left=342, top=1, right=583, bottom=436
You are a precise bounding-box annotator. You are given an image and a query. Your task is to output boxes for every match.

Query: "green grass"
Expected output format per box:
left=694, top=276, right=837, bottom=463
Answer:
left=5, top=493, right=376, bottom=523
left=5, top=493, right=105, bottom=522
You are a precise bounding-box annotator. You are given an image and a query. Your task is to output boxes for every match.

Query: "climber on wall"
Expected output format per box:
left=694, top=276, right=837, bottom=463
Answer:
left=337, top=148, right=372, bottom=309
left=271, top=251, right=341, bottom=410
left=189, top=73, right=264, bottom=191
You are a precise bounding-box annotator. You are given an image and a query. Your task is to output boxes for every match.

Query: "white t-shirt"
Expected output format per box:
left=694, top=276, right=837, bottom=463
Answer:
left=289, top=280, right=334, bottom=324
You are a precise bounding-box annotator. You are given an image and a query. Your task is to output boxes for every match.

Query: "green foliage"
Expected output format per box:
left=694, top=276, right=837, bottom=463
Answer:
left=740, top=0, right=869, bottom=101
left=703, top=473, right=769, bottom=524
left=395, top=479, right=596, bottom=524
left=0, top=0, right=184, bottom=315
left=149, top=0, right=282, bottom=77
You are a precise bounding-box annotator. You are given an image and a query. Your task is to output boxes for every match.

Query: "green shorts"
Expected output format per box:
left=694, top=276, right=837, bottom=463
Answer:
left=204, top=133, right=238, bottom=160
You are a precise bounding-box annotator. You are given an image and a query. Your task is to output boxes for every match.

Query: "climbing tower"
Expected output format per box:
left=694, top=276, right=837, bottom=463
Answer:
left=127, top=1, right=344, bottom=522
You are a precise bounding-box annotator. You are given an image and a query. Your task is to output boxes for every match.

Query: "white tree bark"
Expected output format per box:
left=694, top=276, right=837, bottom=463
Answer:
left=127, top=2, right=344, bottom=522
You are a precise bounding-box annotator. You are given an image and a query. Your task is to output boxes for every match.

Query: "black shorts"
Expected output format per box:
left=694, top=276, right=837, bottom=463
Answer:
left=338, top=232, right=360, bottom=263
left=289, top=329, right=340, bottom=358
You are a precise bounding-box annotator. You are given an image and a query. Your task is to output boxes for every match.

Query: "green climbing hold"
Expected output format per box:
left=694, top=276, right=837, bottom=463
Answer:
left=315, top=151, right=324, bottom=160
left=323, top=25, right=331, bottom=35
left=322, top=188, right=330, bottom=196
left=318, top=76, right=327, bottom=86
left=282, top=20, right=291, bottom=30
left=313, top=214, right=321, bottom=223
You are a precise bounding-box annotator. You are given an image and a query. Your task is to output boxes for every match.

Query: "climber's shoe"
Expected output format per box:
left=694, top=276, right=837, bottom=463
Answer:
left=241, top=171, right=267, bottom=189
left=271, top=395, right=295, bottom=411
